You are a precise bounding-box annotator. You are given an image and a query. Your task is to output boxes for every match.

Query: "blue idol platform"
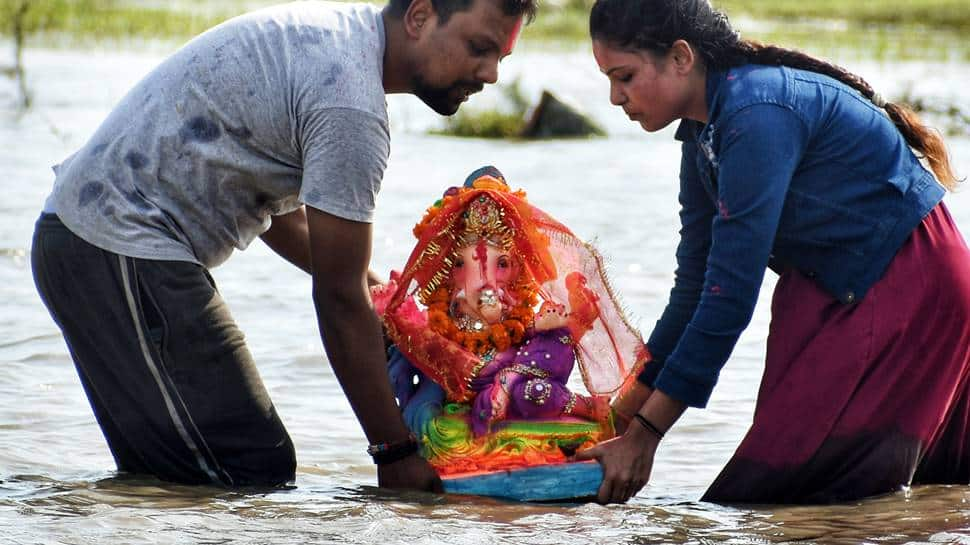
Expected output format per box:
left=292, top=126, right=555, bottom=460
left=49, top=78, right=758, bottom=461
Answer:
left=441, top=460, right=603, bottom=502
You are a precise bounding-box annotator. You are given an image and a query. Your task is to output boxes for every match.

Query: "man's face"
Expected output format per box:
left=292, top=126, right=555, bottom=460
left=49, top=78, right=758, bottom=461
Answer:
left=410, top=0, right=522, bottom=115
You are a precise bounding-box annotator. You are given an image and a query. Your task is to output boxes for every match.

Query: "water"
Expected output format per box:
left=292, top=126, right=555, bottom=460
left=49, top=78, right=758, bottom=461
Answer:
left=2, top=39, right=970, bottom=544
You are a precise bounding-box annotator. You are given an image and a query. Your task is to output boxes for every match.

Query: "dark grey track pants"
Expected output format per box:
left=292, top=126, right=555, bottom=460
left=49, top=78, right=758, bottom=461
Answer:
left=32, top=214, right=295, bottom=486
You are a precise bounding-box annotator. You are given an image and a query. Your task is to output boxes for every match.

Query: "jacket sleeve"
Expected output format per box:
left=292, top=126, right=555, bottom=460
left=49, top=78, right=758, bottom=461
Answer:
left=652, top=104, right=809, bottom=407
left=639, top=135, right=715, bottom=387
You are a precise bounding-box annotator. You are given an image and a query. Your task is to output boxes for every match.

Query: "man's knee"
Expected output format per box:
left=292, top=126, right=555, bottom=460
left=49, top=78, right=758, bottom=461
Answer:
left=222, top=435, right=297, bottom=487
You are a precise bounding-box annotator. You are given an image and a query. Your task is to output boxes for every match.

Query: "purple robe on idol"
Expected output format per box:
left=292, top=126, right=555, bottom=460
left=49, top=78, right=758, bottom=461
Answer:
left=470, top=327, right=577, bottom=436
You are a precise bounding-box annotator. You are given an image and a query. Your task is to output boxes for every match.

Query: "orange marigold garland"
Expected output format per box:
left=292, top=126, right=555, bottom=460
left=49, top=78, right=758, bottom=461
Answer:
left=413, top=181, right=543, bottom=357
left=424, top=276, right=538, bottom=357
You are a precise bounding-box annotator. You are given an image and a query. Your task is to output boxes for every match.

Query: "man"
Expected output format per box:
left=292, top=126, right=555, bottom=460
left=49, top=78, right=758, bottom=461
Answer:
left=30, top=0, right=534, bottom=491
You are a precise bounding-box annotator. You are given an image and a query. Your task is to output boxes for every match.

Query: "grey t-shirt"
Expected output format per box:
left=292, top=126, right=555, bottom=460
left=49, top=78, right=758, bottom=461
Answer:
left=45, top=1, right=389, bottom=268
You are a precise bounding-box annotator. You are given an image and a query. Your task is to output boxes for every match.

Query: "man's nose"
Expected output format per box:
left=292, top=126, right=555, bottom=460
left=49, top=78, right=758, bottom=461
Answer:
left=476, top=58, right=499, bottom=85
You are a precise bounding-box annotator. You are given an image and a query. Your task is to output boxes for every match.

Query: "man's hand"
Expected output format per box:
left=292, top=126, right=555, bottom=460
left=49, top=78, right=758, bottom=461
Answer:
left=377, top=453, right=443, bottom=492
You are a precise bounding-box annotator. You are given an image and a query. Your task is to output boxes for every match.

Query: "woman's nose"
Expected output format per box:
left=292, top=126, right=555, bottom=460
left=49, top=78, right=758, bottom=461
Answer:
left=609, top=82, right=626, bottom=106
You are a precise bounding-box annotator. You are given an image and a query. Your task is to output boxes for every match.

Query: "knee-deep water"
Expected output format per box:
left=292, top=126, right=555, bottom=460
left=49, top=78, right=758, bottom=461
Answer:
left=2, top=40, right=970, bottom=544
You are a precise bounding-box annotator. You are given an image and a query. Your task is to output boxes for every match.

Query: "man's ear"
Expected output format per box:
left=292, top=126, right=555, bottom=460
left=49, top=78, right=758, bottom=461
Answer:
left=669, top=39, right=697, bottom=75
left=404, top=0, right=436, bottom=39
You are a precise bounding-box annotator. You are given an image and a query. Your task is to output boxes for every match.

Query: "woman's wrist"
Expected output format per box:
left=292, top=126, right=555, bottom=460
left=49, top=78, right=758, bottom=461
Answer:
left=624, top=389, right=685, bottom=444
left=612, top=382, right=653, bottom=417
left=623, top=414, right=663, bottom=448
left=632, top=413, right=666, bottom=441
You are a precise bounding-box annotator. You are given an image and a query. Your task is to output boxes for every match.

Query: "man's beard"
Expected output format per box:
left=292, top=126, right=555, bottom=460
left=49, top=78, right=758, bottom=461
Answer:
left=413, top=76, right=484, bottom=116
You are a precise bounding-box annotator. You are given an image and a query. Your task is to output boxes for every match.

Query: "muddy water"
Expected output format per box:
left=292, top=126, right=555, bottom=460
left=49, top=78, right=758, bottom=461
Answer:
left=2, top=41, right=970, bottom=544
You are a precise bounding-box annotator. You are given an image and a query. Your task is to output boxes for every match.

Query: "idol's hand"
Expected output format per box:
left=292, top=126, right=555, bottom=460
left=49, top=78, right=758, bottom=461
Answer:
left=490, top=378, right=512, bottom=421
left=368, top=276, right=398, bottom=316
left=377, top=453, right=443, bottom=493
left=574, top=426, right=659, bottom=504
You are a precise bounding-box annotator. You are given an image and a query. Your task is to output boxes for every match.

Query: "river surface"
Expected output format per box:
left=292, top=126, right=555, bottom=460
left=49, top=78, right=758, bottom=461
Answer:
left=2, top=38, right=970, bottom=544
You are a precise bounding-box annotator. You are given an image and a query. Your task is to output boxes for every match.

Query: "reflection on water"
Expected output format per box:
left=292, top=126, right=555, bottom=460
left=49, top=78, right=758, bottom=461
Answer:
left=2, top=39, right=970, bottom=545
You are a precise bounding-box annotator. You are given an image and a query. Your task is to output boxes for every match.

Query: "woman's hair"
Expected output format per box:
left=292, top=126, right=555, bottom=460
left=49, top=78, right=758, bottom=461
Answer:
left=589, top=0, right=959, bottom=190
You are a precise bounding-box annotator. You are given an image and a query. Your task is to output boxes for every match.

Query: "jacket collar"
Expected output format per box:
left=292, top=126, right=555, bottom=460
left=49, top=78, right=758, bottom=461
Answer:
left=674, top=67, right=727, bottom=142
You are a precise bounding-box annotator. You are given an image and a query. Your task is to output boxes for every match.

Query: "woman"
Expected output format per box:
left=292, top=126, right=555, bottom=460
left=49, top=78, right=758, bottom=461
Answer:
left=576, top=0, right=970, bottom=504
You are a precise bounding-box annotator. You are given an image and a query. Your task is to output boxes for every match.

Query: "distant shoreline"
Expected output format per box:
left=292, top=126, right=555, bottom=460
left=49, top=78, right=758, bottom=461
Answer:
left=1, top=0, right=968, bottom=61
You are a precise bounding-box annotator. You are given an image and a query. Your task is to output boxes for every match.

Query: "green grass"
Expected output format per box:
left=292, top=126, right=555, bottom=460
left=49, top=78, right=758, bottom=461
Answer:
left=714, top=0, right=970, bottom=30
left=2, top=0, right=966, bottom=135
left=4, top=0, right=970, bottom=54
left=521, top=0, right=970, bottom=39
left=705, top=0, right=970, bottom=62
left=518, top=0, right=970, bottom=61
left=0, top=0, right=227, bottom=40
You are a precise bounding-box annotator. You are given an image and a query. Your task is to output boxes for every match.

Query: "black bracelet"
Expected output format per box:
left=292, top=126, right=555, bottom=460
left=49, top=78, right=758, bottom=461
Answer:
left=367, top=434, right=420, bottom=465
left=633, top=414, right=665, bottom=441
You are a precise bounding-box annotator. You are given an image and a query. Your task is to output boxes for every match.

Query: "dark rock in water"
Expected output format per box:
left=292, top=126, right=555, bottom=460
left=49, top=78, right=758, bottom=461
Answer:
left=520, top=90, right=606, bottom=139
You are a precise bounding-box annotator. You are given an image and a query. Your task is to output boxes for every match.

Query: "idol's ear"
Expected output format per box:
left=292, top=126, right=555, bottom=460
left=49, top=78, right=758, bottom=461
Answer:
left=463, top=165, right=508, bottom=187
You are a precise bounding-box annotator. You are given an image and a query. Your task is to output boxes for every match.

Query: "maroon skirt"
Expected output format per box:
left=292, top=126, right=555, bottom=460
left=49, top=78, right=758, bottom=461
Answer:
left=704, top=203, right=970, bottom=504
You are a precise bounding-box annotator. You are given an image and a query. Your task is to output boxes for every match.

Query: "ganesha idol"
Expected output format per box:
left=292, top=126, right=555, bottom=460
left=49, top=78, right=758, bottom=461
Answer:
left=371, top=166, right=649, bottom=500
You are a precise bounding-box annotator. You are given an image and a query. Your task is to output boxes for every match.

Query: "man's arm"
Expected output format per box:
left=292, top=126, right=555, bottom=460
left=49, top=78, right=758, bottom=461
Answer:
left=305, top=205, right=440, bottom=491
left=261, top=207, right=312, bottom=274
left=261, top=206, right=384, bottom=286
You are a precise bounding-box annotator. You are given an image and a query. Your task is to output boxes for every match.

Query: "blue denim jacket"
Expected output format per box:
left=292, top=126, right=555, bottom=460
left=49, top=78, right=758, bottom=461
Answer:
left=640, top=64, right=945, bottom=407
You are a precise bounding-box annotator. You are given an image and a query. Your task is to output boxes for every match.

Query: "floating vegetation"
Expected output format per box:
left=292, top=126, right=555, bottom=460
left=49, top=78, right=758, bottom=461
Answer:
left=432, top=79, right=530, bottom=139
left=434, top=108, right=526, bottom=139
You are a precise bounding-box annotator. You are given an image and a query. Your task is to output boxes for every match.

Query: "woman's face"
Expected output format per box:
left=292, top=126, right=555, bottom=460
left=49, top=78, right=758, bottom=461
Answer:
left=592, top=40, right=694, bottom=132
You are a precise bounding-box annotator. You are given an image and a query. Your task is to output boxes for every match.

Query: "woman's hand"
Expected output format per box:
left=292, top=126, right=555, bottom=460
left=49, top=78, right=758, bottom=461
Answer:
left=575, top=425, right=659, bottom=503
left=579, top=389, right=685, bottom=503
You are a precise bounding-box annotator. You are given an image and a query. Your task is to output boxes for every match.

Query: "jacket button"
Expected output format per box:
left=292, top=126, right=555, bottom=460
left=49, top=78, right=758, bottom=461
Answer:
left=845, top=292, right=855, bottom=303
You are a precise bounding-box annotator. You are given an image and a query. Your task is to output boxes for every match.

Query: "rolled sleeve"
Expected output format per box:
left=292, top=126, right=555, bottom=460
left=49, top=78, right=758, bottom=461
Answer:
left=298, top=107, right=390, bottom=222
